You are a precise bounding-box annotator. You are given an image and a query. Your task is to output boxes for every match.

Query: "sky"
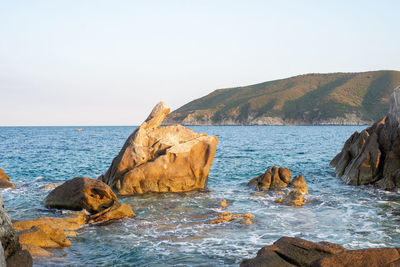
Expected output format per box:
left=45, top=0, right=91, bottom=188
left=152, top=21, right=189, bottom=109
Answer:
left=1, top=0, right=399, bottom=126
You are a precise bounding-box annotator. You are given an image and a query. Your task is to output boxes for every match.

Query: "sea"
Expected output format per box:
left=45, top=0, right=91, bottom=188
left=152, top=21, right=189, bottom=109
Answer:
left=1, top=126, right=400, bottom=266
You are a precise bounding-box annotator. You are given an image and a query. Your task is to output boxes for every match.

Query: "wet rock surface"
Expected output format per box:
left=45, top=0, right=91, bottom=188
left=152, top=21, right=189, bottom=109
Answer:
left=99, top=101, right=218, bottom=195
left=331, top=86, right=400, bottom=190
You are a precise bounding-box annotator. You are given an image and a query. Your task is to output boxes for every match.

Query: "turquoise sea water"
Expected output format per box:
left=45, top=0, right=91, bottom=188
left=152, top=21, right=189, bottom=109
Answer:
left=1, top=126, right=400, bottom=266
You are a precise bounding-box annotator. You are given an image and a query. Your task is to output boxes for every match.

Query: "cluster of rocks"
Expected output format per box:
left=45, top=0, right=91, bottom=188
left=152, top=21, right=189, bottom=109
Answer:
left=99, top=101, right=218, bottom=195
left=241, top=236, right=400, bottom=267
left=12, top=177, right=136, bottom=258
left=247, top=167, right=308, bottom=206
left=331, top=85, right=400, bottom=190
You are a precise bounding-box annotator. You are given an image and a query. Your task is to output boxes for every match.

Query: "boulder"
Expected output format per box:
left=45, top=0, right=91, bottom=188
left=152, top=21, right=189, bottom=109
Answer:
left=44, top=177, right=117, bottom=213
left=241, top=237, right=400, bottom=267
left=241, top=236, right=345, bottom=267
left=0, top=169, right=15, bottom=189
left=331, top=86, right=400, bottom=189
left=88, top=202, right=135, bottom=224
left=0, top=193, right=32, bottom=266
left=99, top=101, right=218, bottom=195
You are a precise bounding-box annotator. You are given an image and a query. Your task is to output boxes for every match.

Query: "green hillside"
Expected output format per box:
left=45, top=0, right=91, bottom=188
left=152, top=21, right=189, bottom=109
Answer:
left=166, top=70, right=400, bottom=125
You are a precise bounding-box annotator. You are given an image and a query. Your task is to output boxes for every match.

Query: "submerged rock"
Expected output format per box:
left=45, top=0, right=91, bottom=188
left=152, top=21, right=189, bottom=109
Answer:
left=99, top=101, right=218, bottom=195
left=0, top=194, right=32, bottom=266
left=208, top=212, right=255, bottom=225
left=44, top=177, right=117, bottom=213
left=40, top=184, right=60, bottom=190
left=0, top=169, right=15, bottom=189
left=241, top=236, right=400, bottom=267
left=331, top=85, right=400, bottom=189
left=248, top=167, right=308, bottom=206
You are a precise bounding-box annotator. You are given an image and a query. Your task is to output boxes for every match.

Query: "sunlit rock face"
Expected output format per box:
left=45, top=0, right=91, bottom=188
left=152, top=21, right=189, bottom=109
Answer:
left=99, top=102, right=218, bottom=195
left=331, top=86, right=400, bottom=189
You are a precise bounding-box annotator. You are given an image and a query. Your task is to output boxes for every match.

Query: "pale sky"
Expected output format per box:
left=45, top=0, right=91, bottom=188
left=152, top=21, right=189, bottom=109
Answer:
left=1, top=0, right=399, bottom=126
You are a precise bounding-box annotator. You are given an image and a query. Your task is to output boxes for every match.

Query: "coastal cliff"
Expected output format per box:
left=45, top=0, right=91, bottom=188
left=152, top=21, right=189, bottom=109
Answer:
left=165, top=70, right=400, bottom=126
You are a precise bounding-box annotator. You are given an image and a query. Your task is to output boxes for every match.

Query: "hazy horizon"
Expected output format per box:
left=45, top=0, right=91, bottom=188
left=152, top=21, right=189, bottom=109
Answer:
left=1, top=1, right=400, bottom=126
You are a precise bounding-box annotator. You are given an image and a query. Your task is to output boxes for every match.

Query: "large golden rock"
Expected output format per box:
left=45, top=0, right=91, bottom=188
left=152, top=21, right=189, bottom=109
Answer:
left=99, top=102, right=218, bottom=195
left=44, top=177, right=117, bottom=213
left=0, top=169, right=15, bottom=188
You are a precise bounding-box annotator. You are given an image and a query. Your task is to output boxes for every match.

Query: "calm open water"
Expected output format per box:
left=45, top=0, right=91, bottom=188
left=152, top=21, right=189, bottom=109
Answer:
left=1, top=126, right=400, bottom=266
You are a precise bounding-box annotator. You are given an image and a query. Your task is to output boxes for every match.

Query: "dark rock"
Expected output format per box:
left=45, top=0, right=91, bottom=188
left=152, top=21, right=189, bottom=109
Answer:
left=0, top=194, right=32, bottom=266
left=44, top=177, right=117, bottom=214
left=6, top=249, right=32, bottom=267
left=240, top=237, right=345, bottom=267
left=241, top=237, right=400, bottom=267
left=310, top=248, right=400, bottom=267
left=331, top=86, right=400, bottom=189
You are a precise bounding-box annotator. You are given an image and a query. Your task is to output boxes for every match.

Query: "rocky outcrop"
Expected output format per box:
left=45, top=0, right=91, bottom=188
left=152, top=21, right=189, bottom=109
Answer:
left=0, top=194, right=32, bottom=266
left=99, top=101, right=218, bottom=195
left=240, top=236, right=400, bottom=267
left=247, top=167, right=308, bottom=206
left=13, top=213, right=86, bottom=258
left=44, top=177, right=117, bottom=213
left=0, top=169, right=15, bottom=189
left=331, top=85, right=400, bottom=189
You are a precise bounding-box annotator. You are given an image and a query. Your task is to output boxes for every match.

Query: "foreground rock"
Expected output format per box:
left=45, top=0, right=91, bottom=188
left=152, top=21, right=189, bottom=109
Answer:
left=99, top=101, right=218, bottom=195
left=248, top=167, right=308, bottom=206
left=240, top=236, right=400, bottom=267
left=44, top=177, right=117, bottom=213
left=0, top=168, right=15, bottom=189
left=331, top=85, right=400, bottom=190
left=0, top=194, right=32, bottom=266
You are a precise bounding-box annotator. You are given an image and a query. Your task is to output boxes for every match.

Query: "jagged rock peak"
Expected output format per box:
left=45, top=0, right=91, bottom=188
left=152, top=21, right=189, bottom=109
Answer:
left=389, top=85, right=400, bottom=123
left=141, top=101, right=170, bottom=130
